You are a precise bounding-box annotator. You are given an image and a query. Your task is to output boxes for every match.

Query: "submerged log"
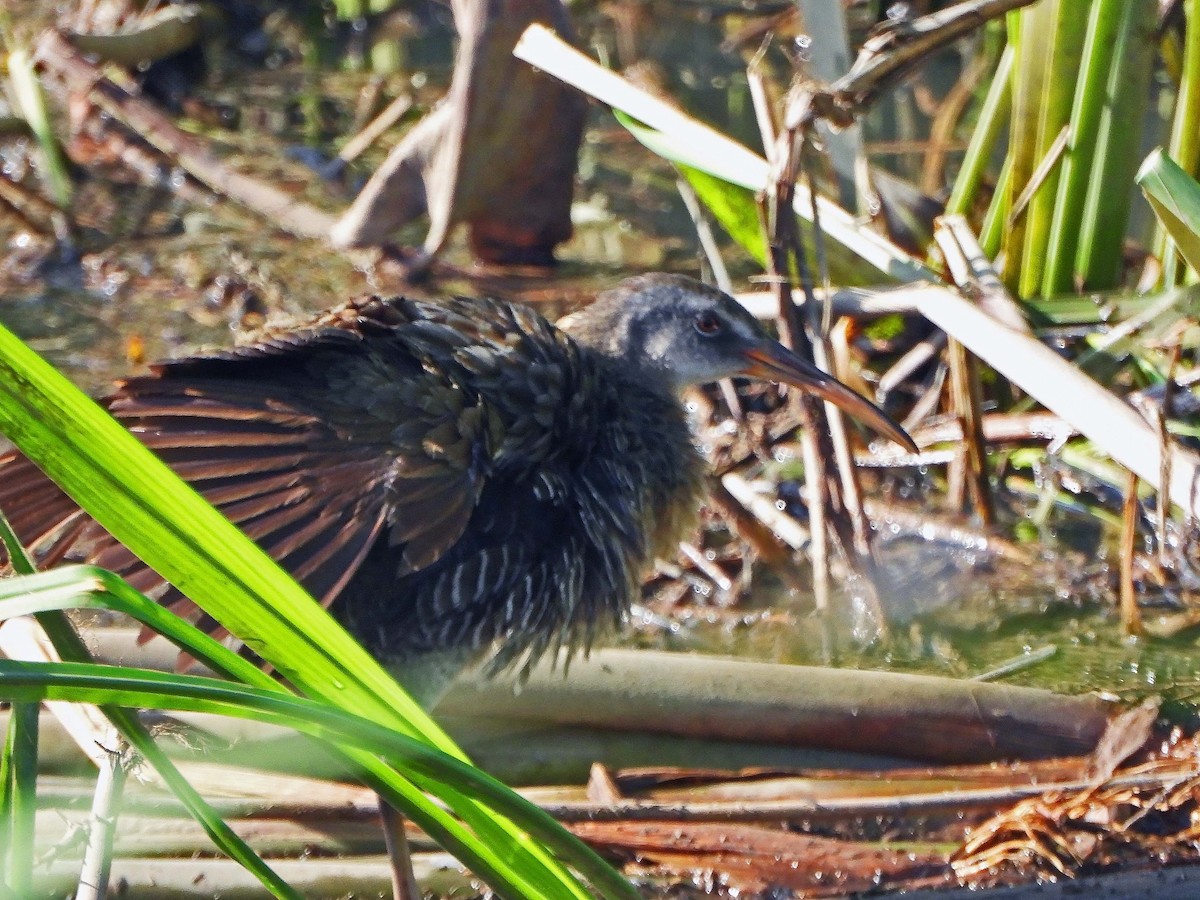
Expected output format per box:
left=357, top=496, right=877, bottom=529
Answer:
left=440, top=649, right=1115, bottom=764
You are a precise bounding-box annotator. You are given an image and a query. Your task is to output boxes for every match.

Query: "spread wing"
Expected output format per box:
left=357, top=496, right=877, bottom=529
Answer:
left=0, top=299, right=497, bottom=644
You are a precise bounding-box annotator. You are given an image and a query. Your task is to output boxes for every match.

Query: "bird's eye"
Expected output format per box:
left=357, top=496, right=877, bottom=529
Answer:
left=694, top=311, right=723, bottom=336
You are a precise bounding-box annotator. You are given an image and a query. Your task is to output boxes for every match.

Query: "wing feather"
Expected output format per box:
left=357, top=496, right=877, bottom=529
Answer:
left=0, top=305, right=495, bottom=655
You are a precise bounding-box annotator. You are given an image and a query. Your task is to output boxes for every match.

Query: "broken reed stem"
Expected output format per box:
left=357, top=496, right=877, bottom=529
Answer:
left=750, top=78, right=837, bottom=613
left=765, top=192, right=832, bottom=612
left=337, top=92, right=413, bottom=165
left=933, top=217, right=999, bottom=524
left=1120, top=468, right=1143, bottom=637
left=751, top=82, right=890, bottom=631
left=803, top=157, right=876, bottom=563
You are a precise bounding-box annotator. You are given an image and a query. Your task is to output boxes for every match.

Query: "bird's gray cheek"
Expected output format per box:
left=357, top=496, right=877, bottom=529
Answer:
left=642, top=331, right=674, bottom=364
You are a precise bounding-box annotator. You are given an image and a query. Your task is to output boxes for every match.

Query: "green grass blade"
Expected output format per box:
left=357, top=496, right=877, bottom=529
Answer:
left=1000, top=0, right=1051, bottom=292
left=0, top=512, right=301, bottom=897
left=1019, top=0, right=1088, bottom=298
left=2, top=702, right=38, bottom=898
left=5, top=573, right=634, bottom=899
left=1160, top=0, right=1200, bottom=283
left=7, top=48, right=72, bottom=208
left=617, top=112, right=892, bottom=285
left=0, top=706, right=8, bottom=895
left=0, top=508, right=35, bottom=573
left=113, top=706, right=305, bottom=899
left=0, top=577, right=623, bottom=899
left=677, top=164, right=766, bottom=266
left=946, top=45, right=1013, bottom=218
left=0, top=532, right=304, bottom=898
left=615, top=111, right=765, bottom=267
left=1138, top=148, right=1200, bottom=273
left=0, top=570, right=629, bottom=900
left=0, top=659, right=635, bottom=899
left=0, top=566, right=290, bottom=689
left=1041, top=0, right=1126, bottom=294
left=0, top=573, right=550, bottom=900
left=980, top=154, right=1013, bottom=259
left=1073, top=0, right=1157, bottom=290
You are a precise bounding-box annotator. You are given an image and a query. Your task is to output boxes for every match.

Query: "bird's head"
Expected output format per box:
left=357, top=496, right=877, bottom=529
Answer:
left=562, top=273, right=916, bottom=451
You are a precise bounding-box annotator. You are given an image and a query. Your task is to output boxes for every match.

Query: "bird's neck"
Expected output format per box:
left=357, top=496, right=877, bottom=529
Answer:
left=559, top=300, right=683, bottom=394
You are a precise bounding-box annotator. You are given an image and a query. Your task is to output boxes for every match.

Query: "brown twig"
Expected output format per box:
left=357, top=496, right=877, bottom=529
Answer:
left=35, top=29, right=337, bottom=240
left=774, top=135, right=888, bottom=629
left=1157, top=342, right=1183, bottom=571
left=1121, top=469, right=1142, bottom=638
left=705, top=478, right=806, bottom=590
left=337, top=92, right=414, bottom=166
left=379, top=802, right=421, bottom=900
left=934, top=216, right=1021, bottom=523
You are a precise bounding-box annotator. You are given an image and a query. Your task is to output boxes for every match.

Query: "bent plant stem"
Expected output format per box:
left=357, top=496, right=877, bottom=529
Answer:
left=75, top=740, right=132, bottom=900
left=0, top=512, right=302, bottom=899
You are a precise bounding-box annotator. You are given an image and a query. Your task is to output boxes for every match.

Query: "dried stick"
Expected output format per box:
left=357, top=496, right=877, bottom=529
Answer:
left=760, top=117, right=889, bottom=630
left=935, top=217, right=1010, bottom=523
left=35, top=30, right=337, bottom=240
left=1156, top=342, right=1183, bottom=571
left=1120, top=470, right=1144, bottom=637
left=380, top=802, right=421, bottom=900
left=337, top=93, right=414, bottom=167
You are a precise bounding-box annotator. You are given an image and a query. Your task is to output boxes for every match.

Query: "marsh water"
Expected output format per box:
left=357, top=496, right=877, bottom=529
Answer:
left=1, top=0, right=1196, bottom=723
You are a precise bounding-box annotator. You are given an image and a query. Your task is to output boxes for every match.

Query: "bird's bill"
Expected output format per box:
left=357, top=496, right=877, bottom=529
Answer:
left=741, top=343, right=918, bottom=452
